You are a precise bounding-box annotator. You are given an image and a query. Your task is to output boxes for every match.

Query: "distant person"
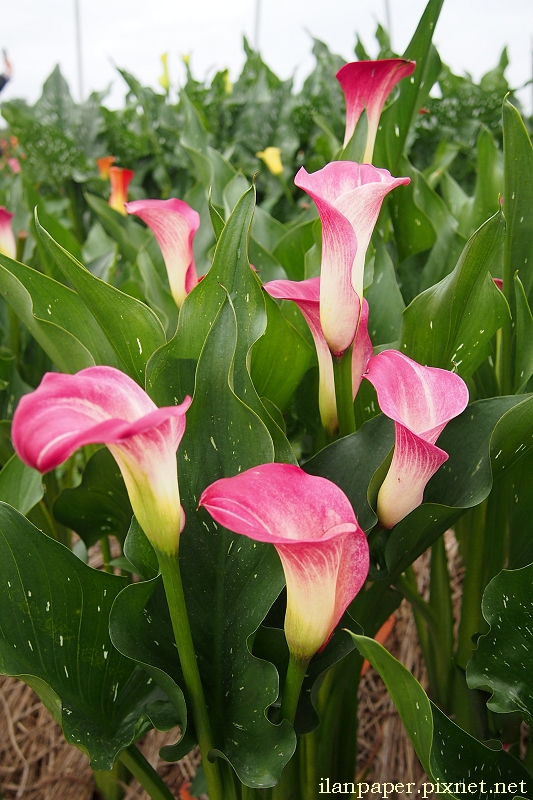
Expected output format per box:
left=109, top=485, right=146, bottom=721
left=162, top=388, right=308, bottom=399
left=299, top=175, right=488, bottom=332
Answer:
left=0, top=51, right=12, bottom=94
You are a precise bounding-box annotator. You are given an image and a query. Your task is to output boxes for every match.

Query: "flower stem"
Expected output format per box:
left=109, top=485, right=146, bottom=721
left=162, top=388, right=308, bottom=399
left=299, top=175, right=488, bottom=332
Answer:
left=280, top=651, right=309, bottom=726
left=156, top=548, right=224, bottom=800
left=118, top=744, right=174, bottom=800
left=333, top=349, right=356, bottom=437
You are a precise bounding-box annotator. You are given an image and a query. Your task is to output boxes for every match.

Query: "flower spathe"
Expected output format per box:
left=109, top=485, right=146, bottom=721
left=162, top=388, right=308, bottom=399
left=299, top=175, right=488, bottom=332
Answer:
left=256, top=146, right=284, bottom=176
left=126, top=198, right=200, bottom=308
left=364, top=350, right=469, bottom=528
left=336, top=59, right=416, bottom=162
left=97, top=156, right=116, bottom=179
left=199, top=464, right=369, bottom=659
left=0, top=206, right=16, bottom=259
left=264, top=277, right=373, bottom=433
left=109, top=166, right=134, bottom=215
left=12, top=366, right=191, bottom=554
left=295, top=162, right=409, bottom=355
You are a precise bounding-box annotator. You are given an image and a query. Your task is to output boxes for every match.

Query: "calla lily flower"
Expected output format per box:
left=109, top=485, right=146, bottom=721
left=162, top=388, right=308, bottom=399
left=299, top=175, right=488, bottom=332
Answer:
left=126, top=198, right=200, bottom=308
left=12, top=366, right=191, bottom=554
left=336, top=59, right=416, bottom=162
left=0, top=207, right=16, bottom=259
left=97, top=155, right=116, bottom=179
left=8, top=157, right=20, bottom=174
left=264, top=277, right=372, bottom=433
left=199, top=463, right=369, bottom=660
left=109, top=166, right=134, bottom=215
left=295, top=162, right=409, bottom=355
left=256, top=147, right=284, bottom=176
left=364, top=350, right=469, bottom=528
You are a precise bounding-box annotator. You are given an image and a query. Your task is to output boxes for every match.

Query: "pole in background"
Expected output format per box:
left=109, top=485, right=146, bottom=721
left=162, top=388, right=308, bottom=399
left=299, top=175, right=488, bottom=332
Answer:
left=74, top=0, right=84, bottom=101
left=254, top=0, right=262, bottom=51
left=384, top=0, right=393, bottom=48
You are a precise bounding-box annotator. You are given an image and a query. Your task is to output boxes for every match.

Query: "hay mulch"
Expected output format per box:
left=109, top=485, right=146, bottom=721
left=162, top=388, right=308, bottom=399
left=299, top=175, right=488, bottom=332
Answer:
left=0, top=532, right=463, bottom=799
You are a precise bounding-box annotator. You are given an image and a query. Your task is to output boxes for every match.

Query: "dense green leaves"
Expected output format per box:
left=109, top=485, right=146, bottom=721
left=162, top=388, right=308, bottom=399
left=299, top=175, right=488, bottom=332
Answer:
left=0, top=505, right=181, bottom=770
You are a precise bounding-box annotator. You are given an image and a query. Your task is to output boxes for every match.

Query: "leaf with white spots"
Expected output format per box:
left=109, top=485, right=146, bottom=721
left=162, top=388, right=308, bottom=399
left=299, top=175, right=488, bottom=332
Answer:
left=0, top=503, right=183, bottom=770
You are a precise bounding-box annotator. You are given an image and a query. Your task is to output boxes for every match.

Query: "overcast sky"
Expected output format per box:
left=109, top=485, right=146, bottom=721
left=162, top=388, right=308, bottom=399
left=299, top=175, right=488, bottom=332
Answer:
left=1, top=0, right=532, bottom=112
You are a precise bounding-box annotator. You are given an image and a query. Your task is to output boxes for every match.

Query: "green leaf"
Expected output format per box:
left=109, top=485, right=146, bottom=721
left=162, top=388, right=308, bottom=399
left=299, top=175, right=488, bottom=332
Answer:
left=147, top=185, right=294, bottom=462
left=123, top=518, right=159, bottom=581
left=251, top=291, right=313, bottom=411
left=85, top=193, right=142, bottom=264
left=400, top=211, right=509, bottom=378
left=0, top=252, right=120, bottom=373
left=365, top=238, right=405, bottom=345
left=35, top=211, right=166, bottom=383
left=112, top=299, right=295, bottom=787
left=0, top=504, right=182, bottom=770
left=53, top=448, right=132, bottom=549
left=351, top=635, right=533, bottom=799
left=273, top=220, right=316, bottom=282
left=0, top=454, right=43, bottom=515
left=467, top=562, right=533, bottom=726
left=503, top=99, right=533, bottom=305
left=513, top=274, right=533, bottom=393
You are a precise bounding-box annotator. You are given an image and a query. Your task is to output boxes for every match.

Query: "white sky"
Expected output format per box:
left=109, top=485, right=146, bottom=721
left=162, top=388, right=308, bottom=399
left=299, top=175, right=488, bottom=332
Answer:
left=1, top=0, right=532, bottom=112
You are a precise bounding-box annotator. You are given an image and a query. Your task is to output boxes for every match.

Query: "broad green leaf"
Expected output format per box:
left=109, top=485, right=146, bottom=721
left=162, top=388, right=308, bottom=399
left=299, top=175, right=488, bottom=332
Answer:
left=461, top=127, right=503, bottom=238
left=0, top=454, right=43, bottom=515
left=467, top=562, right=533, bottom=725
left=0, top=351, right=32, bottom=420
left=351, top=635, right=533, bottom=799
left=53, top=448, right=132, bottom=549
left=251, top=291, right=313, bottom=411
left=112, top=299, right=295, bottom=787
left=0, top=252, right=119, bottom=373
left=507, top=448, right=533, bottom=570
left=365, top=238, right=405, bottom=345
left=503, top=99, right=533, bottom=305
left=400, top=211, right=508, bottom=379
left=85, top=193, right=143, bottom=264
left=35, top=211, right=166, bottom=383
left=123, top=517, right=159, bottom=581
left=0, top=504, right=182, bottom=770
left=375, top=0, right=444, bottom=171
left=136, top=249, right=178, bottom=337
left=147, top=185, right=294, bottom=462
left=513, top=274, right=533, bottom=393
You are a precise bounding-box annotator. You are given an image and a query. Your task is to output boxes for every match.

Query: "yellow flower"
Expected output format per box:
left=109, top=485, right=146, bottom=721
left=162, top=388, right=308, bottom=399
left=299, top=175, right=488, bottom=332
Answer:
left=256, top=146, right=284, bottom=176
left=158, top=53, right=170, bottom=92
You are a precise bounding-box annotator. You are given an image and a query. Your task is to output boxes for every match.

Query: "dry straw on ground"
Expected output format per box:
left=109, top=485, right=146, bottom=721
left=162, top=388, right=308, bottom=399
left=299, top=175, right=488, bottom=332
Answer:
left=0, top=533, right=463, bottom=799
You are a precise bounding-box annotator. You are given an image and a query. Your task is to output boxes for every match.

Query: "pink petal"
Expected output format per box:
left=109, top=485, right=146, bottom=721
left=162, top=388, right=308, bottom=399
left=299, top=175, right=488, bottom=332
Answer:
left=264, top=278, right=337, bottom=433
left=295, top=163, right=409, bottom=320
left=352, top=298, right=373, bottom=397
left=364, top=350, right=469, bottom=443
left=12, top=366, right=191, bottom=553
left=377, top=423, right=449, bottom=529
left=199, top=464, right=369, bottom=658
left=336, top=59, right=416, bottom=157
left=0, top=206, right=16, bottom=259
left=126, top=198, right=200, bottom=308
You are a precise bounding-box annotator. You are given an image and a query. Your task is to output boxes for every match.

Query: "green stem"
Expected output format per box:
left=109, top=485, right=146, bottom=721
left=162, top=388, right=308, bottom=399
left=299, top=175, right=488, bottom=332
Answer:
left=100, top=535, right=113, bottom=574
left=156, top=548, right=224, bottom=800
left=299, top=730, right=318, bottom=800
left=395, top=573, right=439, bottom=630
left=281, top=652, right=309, bottom=726
left=118, top=744, right=174, bottom=800
left=333, top=349, right=356, bottom=437
left=455, top=503, right=487, bottom=669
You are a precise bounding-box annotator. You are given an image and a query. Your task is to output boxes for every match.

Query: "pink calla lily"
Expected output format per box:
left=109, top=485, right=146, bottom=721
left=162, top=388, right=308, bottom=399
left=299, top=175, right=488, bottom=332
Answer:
left=364, top=350, right=469, bottom=528
left=336, top=59, right=416, bottom=162
left=109, top=166, right=134, bottom=215
left=0, top=206, right=16, bottom=259
left=295, top=162, right=409, bottom=355
left=12, top=366, right=191, bottom=554
left=264, top=277, right=372, bottom=433
left=199, top=463, right=369, bottom=660
left=126, top=198, right=200, bottom=308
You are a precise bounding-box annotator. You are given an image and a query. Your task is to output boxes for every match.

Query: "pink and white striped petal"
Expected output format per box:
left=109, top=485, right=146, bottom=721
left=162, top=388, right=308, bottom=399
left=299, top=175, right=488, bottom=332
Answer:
left=12, top=366, right=191, bottom=553
left=365, top=350, right=469, bottom=527
left=336, top=59, right=416, bottom=161
left=126, top=198, right=200, bottom=308
left=0, top=207, right=16, bottom=259
left=199, top=464, right=369, bottom=659
left=109, top=167, right=134, bottom=215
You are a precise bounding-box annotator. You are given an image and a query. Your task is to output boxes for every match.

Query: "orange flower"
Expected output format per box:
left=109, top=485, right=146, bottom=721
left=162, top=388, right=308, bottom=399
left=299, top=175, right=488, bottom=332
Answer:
left=97, top=155, right=116, bottom=179
left=108, top=166, right=134, bottom=215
